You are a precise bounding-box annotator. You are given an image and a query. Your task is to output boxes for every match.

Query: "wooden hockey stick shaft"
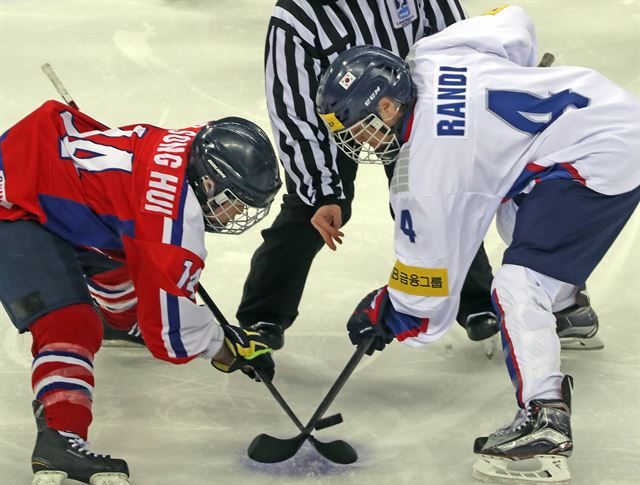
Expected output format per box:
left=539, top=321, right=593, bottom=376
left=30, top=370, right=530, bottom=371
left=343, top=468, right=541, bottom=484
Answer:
left=41, top=63, right=80, bottom=110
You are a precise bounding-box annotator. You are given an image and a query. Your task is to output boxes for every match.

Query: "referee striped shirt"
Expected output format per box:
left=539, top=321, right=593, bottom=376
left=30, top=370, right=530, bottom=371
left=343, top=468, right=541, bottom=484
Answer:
left=264, top=0, right=466, bottom=207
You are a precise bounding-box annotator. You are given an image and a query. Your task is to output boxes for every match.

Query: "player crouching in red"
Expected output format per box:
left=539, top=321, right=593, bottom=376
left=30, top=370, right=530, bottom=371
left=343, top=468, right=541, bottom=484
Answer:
left=0, top=101, right=281, bottom=485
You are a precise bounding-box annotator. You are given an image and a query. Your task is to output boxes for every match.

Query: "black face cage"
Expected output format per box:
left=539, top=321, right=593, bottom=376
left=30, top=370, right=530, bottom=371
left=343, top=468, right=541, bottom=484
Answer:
left=202, top=188, right=271, bottom=234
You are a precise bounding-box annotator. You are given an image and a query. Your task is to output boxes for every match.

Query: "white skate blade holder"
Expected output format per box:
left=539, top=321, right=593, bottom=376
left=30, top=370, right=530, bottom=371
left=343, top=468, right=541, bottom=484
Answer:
left=32, top=471, right=130, bottom=485
left=560, top=335, right=604, bottom=351
left=472, top=454, right=571, bottom=485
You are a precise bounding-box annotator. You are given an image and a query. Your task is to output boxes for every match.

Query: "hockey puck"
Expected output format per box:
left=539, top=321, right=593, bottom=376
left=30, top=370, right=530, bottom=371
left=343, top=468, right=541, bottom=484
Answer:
left=314, top=413, right=343, bottom=430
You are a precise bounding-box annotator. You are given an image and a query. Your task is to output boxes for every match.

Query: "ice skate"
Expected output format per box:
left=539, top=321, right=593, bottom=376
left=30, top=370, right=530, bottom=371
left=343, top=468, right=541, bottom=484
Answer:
left=472, top=376, right=573, bottom=484
left=31, top=401, right=130, bottom=485
left=555, top=291, right=603, bottom=351
left=101, top=321, right=145, bottom=348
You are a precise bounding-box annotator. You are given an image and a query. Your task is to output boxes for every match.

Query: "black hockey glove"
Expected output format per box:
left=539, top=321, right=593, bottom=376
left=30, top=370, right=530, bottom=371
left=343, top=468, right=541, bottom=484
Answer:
left=347, top=286, right=394, bottom=355
left=212, top=325, right=275, bottom=382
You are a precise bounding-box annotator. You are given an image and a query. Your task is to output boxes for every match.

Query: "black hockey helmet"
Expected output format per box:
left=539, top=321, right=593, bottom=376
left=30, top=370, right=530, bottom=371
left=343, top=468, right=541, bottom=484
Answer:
left=316, top=45, right=415, bottom=164
left=187, top=117, right=282, bottom=234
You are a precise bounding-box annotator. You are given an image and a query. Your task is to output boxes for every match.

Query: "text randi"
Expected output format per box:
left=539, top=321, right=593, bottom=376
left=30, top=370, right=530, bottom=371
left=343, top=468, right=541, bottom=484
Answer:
left=435, top=66, right=467, bottom=137
left=144, top=130, right=197, bottom=216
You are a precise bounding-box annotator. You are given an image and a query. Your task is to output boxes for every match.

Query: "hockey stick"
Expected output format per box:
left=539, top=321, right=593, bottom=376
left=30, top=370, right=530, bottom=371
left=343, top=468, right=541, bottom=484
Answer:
left=247, top=335, right=374, bottom=464
left=196, top=285, right=355, bottom=464
left=41, top=63, right=80, bottom=110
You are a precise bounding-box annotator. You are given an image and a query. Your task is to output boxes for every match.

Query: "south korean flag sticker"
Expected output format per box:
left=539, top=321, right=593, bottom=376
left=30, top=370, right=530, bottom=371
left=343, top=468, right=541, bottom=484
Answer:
left=339, top=71, right=357, bottom=90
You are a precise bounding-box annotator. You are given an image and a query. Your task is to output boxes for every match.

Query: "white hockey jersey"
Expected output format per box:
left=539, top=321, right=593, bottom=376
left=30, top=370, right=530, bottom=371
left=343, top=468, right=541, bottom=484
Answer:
left=387, top=5, right=640, bottom=346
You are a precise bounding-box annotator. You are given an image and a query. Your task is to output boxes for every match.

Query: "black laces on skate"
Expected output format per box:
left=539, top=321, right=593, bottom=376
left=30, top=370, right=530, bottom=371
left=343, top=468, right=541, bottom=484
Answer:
left=59, top=431, right=110, bottom=458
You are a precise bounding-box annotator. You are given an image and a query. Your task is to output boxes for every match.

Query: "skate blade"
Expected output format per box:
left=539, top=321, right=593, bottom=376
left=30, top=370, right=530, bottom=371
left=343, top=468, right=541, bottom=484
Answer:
left=560, top=335, right=604, bottom=351
left=472, top=455, right=571, bottom=485
left=32, top=471, right=67, bottom=485
left=90, top=472, right=131, bottom=485
left=480, top=334, right=499, bottom=360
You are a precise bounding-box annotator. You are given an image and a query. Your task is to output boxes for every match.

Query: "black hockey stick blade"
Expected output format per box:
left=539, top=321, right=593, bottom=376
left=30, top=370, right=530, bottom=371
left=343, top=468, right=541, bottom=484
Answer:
left=247, top=432, right=307, bottom=463
left=246, top=333, right=375, bottom=464
left=314, top=413, right=343, bottom=430
left=308, top=436, right=358, bottom=465
left=248, top=432, right=358, bottom=465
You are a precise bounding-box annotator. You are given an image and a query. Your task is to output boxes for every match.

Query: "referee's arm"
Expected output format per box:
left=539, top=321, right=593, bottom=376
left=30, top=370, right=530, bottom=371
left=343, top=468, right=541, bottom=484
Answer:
left=264, top=22, right=343, bottom=209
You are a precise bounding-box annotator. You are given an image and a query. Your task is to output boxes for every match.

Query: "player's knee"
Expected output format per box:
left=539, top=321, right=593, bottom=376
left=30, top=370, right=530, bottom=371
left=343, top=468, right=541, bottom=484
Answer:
left=492, top=264, right=529, bottom=306
left=29, top=303, right=103, bottom=357
left=492, top=265, right=554, bottom=330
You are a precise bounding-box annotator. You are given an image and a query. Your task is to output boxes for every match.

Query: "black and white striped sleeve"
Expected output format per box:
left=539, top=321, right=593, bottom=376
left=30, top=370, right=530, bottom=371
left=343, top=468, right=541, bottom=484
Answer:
left=263, top=0, right=467, bottom=207
left=264, top=4, right=343, bottom=208
left=423, top=0, right=467, bottom=31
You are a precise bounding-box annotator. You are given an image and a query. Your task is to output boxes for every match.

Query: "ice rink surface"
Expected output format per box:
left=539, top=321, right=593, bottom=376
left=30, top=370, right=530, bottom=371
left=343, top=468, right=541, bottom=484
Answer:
left=0, top=1, right=638, bottom=484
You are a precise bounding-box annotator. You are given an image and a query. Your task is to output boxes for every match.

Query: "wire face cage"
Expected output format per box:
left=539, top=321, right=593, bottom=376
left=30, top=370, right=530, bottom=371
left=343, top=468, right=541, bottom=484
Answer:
left=329, top=113, right=400, bottom=165
left=202, top=188, right=271, bottom=234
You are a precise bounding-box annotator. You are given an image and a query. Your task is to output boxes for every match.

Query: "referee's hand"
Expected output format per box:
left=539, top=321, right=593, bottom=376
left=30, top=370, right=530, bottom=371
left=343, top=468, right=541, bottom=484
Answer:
left=311, top=204, right=344, bottom=250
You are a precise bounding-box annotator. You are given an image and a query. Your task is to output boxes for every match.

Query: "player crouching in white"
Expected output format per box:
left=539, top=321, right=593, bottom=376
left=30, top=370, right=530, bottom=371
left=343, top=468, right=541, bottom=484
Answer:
left=315, top=4, right=639, bottom=484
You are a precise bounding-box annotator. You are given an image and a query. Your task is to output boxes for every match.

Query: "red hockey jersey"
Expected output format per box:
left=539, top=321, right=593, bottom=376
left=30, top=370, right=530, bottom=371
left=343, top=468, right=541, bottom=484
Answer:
left=0, top=100, right=223, bottom=363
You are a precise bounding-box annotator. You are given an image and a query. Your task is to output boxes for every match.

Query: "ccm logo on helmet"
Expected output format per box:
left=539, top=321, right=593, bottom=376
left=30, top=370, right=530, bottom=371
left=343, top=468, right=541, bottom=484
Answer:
left=364, top=85, right=381, bottom=107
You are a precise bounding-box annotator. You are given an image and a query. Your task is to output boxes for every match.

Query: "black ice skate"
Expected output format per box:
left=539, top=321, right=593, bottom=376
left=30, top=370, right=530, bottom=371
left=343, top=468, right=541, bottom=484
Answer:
left=31, top=401, right=130, bottom=485
left=555, top=290, right=603, bottom=350
left=241, top=321, right=285, bottom=350
left=102, top=321, right=146, bottom=348
left=465, top=312, right=500, bottom=360
left=472, top=376, right=574, bottom=484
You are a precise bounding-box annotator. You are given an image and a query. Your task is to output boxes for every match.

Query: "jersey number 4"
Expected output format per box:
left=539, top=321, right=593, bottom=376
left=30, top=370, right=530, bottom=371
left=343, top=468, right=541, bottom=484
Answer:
left=400, top=209, right=416, bottom=243
left=488, top=89, right=589, bottom=135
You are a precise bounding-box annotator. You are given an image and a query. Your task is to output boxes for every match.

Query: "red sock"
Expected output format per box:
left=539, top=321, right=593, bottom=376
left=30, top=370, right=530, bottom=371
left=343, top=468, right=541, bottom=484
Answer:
left=30, top=303, right=102, bottom=440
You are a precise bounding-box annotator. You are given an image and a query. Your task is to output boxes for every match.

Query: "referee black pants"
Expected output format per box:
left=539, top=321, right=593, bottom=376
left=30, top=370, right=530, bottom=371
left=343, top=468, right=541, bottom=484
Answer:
left=236, top=158, right=494, bottom=330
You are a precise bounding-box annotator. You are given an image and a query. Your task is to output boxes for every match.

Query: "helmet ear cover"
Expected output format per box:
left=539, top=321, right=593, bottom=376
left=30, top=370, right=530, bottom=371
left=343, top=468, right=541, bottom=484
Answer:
left=316, top=45, right=415, bottom=164
left=187, top=117, right=282, bottom=234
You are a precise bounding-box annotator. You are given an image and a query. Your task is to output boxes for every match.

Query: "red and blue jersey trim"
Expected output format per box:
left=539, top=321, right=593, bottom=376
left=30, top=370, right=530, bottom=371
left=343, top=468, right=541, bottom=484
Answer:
left=505, top=161, right=587, bottom=201
left=163, top=181, right=191, bottom=359
left=384, top=302, right=430, bottom=342
left=401, top=108, right=415, bottom=143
